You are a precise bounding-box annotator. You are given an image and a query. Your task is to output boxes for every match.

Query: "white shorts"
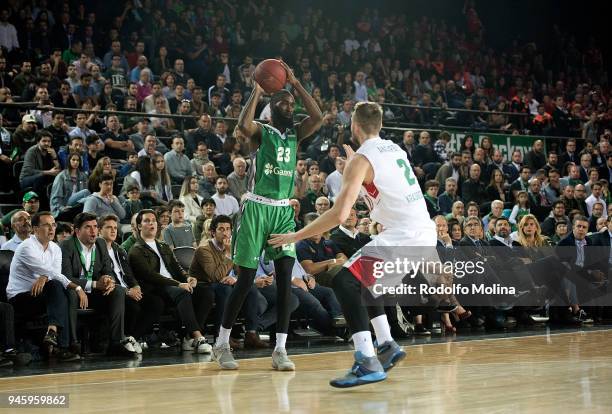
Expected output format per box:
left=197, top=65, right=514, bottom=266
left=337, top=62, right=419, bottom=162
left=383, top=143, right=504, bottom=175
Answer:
left=344, top=228, right=437, bottom=290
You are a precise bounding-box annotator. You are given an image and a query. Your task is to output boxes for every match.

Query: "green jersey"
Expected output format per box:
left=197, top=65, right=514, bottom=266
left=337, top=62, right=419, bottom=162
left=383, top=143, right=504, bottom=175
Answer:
left=248, top=122, right=297, bottom=200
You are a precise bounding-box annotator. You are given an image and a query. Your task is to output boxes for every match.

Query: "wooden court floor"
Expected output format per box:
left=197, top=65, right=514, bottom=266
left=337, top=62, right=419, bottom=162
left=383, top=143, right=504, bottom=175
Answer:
left=0, top=330, right=611, bottom=413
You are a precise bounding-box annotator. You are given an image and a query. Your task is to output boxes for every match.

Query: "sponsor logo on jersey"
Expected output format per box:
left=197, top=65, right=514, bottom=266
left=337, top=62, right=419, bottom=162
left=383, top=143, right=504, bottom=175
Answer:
left=263, top=163, right=294, bottom=177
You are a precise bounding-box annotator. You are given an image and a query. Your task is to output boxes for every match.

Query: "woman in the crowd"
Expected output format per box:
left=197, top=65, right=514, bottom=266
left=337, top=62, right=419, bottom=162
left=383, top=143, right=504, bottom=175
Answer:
left=50, top=151, right=90, bottom=218
left=88, top=156, right=116, bottom=193
left=479, top=136, right=494, bottom=163
left=486, top=168, right=508, bottom=202
left=154, top=205, right=171, bottom=241
left=179, top=176, right=203, bottom=223
left=124, top=156, right=163, bottom=207
left=448, top=218, right=463, bottom=242
left=460, top=135, right=475, bottom=156
left=153, top=154, right=173, bottom=203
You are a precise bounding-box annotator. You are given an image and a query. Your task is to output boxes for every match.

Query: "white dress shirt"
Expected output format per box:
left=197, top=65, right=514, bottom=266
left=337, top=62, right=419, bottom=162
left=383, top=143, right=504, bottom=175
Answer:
left=7, top=236, right=71, bottom=299
left=108, top=246, right=128, bottom=288
left=1, top=234, right=27, bottom=252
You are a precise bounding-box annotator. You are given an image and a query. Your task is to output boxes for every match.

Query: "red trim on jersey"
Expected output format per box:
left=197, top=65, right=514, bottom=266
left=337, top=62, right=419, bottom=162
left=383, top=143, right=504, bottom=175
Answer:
left=347, top=255, right=384, bottom=288
left=363, top=182, right=379, bottom=198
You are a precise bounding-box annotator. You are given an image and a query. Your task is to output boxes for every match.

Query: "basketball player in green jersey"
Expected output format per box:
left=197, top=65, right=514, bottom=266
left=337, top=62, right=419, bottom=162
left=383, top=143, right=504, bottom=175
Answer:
left=213, top=61, right=323, bottom=371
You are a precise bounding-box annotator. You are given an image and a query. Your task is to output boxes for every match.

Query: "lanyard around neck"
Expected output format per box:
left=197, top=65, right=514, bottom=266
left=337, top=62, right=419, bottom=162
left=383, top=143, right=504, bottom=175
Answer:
left=75, top=238, right=96, bottom=281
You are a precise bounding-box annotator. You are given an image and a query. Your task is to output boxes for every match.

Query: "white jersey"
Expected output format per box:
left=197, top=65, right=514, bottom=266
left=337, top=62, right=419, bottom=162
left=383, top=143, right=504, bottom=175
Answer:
left=357, top=137, right=434, bottom=234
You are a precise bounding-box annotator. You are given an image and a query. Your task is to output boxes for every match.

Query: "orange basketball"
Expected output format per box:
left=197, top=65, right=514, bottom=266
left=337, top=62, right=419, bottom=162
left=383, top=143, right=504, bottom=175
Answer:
left=254, top=59, right=287, bottom=94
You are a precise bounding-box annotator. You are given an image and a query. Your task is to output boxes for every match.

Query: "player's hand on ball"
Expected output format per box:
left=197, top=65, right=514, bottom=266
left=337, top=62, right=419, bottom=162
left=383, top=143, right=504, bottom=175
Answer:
left=268, top=232, right=296, bottom=248
left=279, top=60, right=298, bottom=86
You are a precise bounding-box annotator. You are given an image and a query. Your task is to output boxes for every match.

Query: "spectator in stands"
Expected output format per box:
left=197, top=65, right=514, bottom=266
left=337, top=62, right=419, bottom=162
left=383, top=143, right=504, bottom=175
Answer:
left=212, top=175, right=239, bottom=218
left=435, top=152, right=462, bottom=190
left=189, top=215, right=266, bottom=349
left=88, top=156, right=115, bottom=193
left=12, top=114, right=38, bottom=161
left=44, top=111, right=70, bottom=151
left=413, top=131, right=442, bottom=176
left=585, top=182, right=607, bottom=217
left=509, top=191, right=531, bottom=226
left=60, top=212, right=137, bottom=356
left=179, top=176, right=203, bottom=223
left=102, top=115, right=134, bottom=160
left=1, top=211, right=31, bottom=252
left=83, top=173, right=126, bottom=220
left=128, top=209, right=214, bottom=354
left=540, top=200, right=569, bottom=237
left=164, top=135, right=193, bottom=185
left=525, top=140, right=546, bottom=173
left=19, top=130, right=60, bottom=201
left=121, top=185, right=143, bottom=224
left=7, top=211, right=84, bottom=361
left=227, top=157, right=247, bottom=201
left=186, top=114, right=221, bottom=158
left=326, top=156, right=345, bottom=202
left=193, top=198, right=216, bottom=244
left=300, top=174, right=326, bottom=217
left=462, top=163, right=487, bottom=205
left=579, top=153, right=592, bottom=183
left=555, top=215, right=595, bottom=324
left=162, top=200, right=196, bottom=249
left=190, top=141, right=210, bottom=179
left=50, top=151, right=89, bottom=217
left=588, top=202, right=605, bottom=232
left=152, top=154, right=173, bottom=203
left=68, top=112, right=95, bottom=140
left=438, top=178, right=459, bottom=215
left=330, top=207, right=371, bottom=259
left=424, top=180, right=441, bottom=217
left=57, top=135, right=89, bottom=172
left=584, top=168, right=600, bottom=196
left=296, top=213, right=349, bottom=287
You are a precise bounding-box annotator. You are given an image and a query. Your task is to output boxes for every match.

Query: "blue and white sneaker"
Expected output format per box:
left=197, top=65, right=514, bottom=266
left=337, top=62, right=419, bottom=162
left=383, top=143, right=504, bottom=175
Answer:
left=377, top=340, right=406, bottom=372
left=329, top=351, right=387, bottom=388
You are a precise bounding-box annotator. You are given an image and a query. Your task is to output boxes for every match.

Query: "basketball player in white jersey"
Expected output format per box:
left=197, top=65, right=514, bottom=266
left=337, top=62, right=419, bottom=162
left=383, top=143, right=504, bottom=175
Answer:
left=270, top=101, right=436, bottom=388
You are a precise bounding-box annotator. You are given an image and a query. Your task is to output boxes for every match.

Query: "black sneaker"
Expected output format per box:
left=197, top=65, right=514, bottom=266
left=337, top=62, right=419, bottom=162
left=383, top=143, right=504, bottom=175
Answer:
left=576, top=309, right=594, bottom=324
left=0, top=358, right=13, bottom=368
left=57, top=349, right=81, bottom=362
left=413, top=324, right=431, bottom=336
left=43, top=330, right=58, bottom=347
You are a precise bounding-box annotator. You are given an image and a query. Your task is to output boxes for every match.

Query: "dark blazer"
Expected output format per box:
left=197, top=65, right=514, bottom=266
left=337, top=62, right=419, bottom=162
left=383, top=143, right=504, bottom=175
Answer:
left=329, top=228, right=371, bottom=258
left=108, top=241, right=139, bottom=288
left=60, top=236, right=115, bottom=289
left=461, top=179, right=487, bottom=205
left=503, top=163, right=521, bottom=184
left=559, top=152, right=578, bottom=166
left=555, top=233, right=598, bottom=271
left=128, top=238, right=187, bottom=287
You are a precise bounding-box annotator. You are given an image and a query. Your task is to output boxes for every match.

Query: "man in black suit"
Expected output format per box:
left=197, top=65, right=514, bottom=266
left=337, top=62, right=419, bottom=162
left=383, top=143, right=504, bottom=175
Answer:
left=98, top=214, right=164, bottom=349
left=329, top=207, right=370, bottom=259
left=128, top=209, right=214, bottom=354
left=558, top=139, right=578, bottom=166
left=598, top=154, right=612, bottom=184
left=509, top=166, right=531, bottom=203
left=589, top=215, right=612, bottom=280
left=60, top=213, right=136, bottom=357
left=579, top=153, right=592, bottom=184
left=555, top=215, right=597, bottom=323
left=503, top=149, right=523, bottom=184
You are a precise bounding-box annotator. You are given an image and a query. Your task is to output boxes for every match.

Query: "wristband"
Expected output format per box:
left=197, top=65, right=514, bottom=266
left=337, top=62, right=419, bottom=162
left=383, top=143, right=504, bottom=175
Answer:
left=332, top=258, right=337, bottom=264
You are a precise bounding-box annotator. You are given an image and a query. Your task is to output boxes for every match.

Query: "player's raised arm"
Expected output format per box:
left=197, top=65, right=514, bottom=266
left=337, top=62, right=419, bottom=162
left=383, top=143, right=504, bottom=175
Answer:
left=280, top=61, right=323, bottom=141
left=236, top=82, right=264, bottom=146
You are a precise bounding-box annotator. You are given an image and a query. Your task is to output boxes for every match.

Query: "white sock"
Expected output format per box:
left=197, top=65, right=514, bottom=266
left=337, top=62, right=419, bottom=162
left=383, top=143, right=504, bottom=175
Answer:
left=216, top=327, right=231, bottom=346
left=371, top=314, right=393, bottom=345
left=352, top=331, right=376, bottom=357
left=275, top=333, right=288, bottom=351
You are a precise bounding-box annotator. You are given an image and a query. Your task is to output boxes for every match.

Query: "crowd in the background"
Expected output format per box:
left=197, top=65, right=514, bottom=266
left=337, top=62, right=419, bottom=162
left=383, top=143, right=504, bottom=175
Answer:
left=0, top=0, right=610, bottom=367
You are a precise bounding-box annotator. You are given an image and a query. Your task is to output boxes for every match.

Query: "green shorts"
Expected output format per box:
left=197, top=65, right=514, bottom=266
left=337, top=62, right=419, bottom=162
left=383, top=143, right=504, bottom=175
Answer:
left=232, top=200, right=296, bottom=269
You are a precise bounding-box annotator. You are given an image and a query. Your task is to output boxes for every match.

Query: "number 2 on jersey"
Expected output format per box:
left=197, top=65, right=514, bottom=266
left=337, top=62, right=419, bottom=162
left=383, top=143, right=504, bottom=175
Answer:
left=396, top=159, right=416, bottom=185
left=277, top=147, right=291, bottom=162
